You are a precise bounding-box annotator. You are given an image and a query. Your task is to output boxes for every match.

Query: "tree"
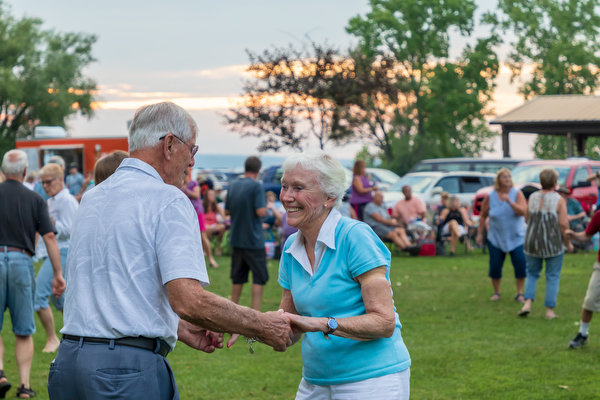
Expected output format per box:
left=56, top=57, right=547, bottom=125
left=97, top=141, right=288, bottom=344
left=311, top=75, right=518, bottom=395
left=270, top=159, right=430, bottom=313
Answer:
left=494, top=0, right=600, bottom=159
left=354, top=145, right=378, bottom=167
left=0, top=2, right=97, bottom=157
left=223, top=41, right=356, bottom=152
left=346, top=0, right=499, bottom=174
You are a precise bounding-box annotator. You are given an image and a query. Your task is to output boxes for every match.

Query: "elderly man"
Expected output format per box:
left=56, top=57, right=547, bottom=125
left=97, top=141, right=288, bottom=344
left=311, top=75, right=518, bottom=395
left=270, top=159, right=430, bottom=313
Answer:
left=393, top=185, right=427, bottom=226
left=364, top=191, right=420, bottom=255
left=0, top=150, right=65, bottom=398
left=49, top=102, right=292, bottom=400
left=35, top=163, right=79, bottom=354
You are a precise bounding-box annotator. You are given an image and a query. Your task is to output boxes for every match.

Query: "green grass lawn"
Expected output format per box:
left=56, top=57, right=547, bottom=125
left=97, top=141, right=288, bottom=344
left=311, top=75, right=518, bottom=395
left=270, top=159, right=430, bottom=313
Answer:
left=2, top=251, right=599, bottom=399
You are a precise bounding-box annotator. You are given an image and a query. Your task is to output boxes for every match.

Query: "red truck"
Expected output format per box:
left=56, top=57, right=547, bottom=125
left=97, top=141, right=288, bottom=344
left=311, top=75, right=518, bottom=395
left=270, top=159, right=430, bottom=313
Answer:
left=16, top=129, right=128, bottom=175
left=472, top=159, right=600, bottom=217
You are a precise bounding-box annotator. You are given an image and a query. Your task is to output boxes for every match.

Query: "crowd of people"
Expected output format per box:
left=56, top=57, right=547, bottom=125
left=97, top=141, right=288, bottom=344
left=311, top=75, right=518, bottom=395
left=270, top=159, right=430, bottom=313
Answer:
left=0, top=101, right=599, bottom=399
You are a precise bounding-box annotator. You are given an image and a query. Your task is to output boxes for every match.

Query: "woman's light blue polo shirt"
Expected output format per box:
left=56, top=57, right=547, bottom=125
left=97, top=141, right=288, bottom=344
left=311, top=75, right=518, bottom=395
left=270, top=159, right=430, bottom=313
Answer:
left=278, top=216, right=411, bottom=386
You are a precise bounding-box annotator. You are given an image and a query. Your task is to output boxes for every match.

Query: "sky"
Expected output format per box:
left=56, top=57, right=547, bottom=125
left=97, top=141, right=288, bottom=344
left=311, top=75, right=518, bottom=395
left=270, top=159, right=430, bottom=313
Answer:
left=9, top=0, right=536, bottom=162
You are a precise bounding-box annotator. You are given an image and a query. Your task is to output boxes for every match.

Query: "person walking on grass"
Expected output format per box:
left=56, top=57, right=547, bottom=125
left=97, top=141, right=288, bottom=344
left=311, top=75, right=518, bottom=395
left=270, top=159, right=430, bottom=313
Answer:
left=225, top=156, right=269, bottom=311
left=566, top=214, right=600, bottom=348
left=519, top=169, right=574, bottom=319
left=49, top=102, right=293, bottom=400
left=0, top=150, right=65, bottom=399
left=477, top=168, right=527, bottom=303
left=34, top=163, right=78, bottom=354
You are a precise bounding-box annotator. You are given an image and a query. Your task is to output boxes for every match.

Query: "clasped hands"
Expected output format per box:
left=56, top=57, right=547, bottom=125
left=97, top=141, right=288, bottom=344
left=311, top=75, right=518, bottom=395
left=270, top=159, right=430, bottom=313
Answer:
left=226, top=310, right=326, bottom=352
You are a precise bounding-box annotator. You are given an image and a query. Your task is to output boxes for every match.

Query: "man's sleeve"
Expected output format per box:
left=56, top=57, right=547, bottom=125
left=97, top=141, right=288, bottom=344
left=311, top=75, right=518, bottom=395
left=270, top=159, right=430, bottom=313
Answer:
left=155, top=197, right=209, bottom=286
left=364, top=203, right=375, bottom=218
left=574, top=200, right=584, bottom=214
left=586, top=212, right=600, bottom=237
left=255, top=183, right=267, bottom=210
left=36, top=198, right=56, bottom=236
left=418, top=198, right=427, bottom=213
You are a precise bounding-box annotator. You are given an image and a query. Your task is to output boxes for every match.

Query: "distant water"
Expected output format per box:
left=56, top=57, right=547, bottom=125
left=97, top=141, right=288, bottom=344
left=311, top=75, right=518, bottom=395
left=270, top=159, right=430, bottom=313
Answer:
left=194, top=153, right=354, bottom=170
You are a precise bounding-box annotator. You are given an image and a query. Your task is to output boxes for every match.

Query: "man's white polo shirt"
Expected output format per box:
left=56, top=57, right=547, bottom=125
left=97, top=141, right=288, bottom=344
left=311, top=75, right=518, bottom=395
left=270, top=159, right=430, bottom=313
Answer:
left=61, top=158, right=209, bottom=350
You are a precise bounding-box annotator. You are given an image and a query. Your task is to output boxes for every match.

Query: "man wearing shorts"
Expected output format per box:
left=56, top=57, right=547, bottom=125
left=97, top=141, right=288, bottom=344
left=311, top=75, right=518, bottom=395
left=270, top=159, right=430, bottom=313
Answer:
left=0, top=150, right=65, bottom=398
left=226, top=156, right=268, bottom=311
left=566, top=211, right=600, bottom=348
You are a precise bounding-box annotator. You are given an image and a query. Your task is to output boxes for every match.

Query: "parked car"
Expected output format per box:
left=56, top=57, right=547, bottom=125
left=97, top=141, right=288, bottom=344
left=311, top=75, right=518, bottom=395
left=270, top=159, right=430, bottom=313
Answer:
left=383, top=171, right=495, bottom=211
left=408, top=157, right=530, bottom=174
left=366, top=168, right=401, bottom=191
left=472, top=158, right=600, bottom=217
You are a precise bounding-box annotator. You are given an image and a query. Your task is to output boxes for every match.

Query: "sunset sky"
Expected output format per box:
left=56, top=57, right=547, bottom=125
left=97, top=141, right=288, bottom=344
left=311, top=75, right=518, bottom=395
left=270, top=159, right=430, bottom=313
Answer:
left=11, top=0, right=536, bottom=161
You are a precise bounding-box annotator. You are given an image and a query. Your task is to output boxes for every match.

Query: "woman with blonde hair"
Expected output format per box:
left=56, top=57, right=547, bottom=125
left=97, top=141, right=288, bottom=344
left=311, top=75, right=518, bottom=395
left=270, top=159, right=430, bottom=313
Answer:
left=477, top=168, right=528, bottom=302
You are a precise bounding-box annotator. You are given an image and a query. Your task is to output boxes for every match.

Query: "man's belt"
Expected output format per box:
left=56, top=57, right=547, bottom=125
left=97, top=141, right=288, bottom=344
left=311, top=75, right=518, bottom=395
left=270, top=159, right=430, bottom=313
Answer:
left=0, top=246, right=32, bottom=257
left=62, top=335, right=171, bottom=357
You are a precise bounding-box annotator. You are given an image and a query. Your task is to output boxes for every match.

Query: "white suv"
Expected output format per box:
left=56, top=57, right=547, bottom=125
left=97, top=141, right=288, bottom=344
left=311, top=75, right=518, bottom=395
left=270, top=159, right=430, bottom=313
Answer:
left=383, top=171, right=495, bottom=210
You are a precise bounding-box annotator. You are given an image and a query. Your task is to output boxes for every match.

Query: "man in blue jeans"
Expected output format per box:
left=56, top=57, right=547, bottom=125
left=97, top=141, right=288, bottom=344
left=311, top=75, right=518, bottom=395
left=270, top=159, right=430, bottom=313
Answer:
left=0, top=150, right=65, bottom=398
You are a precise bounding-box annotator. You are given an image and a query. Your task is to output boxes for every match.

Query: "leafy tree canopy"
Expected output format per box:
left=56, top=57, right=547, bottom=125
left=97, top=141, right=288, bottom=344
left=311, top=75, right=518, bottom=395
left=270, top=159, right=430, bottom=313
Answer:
left=492, top=0, right=600, bottom=159
left=0, top=1, right=97, bottom=157
left=347, top=0, right=499, bottom=174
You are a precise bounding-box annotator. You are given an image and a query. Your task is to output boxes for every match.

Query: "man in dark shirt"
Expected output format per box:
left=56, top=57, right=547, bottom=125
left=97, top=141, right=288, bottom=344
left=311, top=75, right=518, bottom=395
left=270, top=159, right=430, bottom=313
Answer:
left=225, top=156, right=268, bottom=311
left=0, top=150, right=65, bottom=398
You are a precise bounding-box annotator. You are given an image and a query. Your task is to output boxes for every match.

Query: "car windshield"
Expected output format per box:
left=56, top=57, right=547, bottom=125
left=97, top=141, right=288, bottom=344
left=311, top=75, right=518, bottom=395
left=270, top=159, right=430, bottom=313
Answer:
left=369, top=169, right=401, bottom=184
left=387, top=175, right=437, bottom=193
left=510, top=165, right=571, bottom=185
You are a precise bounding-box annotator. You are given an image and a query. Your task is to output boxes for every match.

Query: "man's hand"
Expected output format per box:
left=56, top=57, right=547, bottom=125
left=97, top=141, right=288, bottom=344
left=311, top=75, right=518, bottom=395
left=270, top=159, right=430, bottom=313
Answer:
left=476, top=233, right=483, bottom=247
left=567, top=242, right=575, bottom=253
left=565, top=229, right=574, bottom=239
left=52, top=275, right=66, bottom=297
left=178, top=319, right=224, bottom=353
left=255, top=311, right=293, bottom=352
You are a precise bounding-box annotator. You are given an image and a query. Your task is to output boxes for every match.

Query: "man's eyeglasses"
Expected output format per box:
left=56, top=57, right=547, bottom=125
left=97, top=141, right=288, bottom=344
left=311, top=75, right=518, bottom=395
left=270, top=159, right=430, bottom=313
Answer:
left=159, top=133, right=198, bottom=157
left=41, top=178, right=57, bottom=185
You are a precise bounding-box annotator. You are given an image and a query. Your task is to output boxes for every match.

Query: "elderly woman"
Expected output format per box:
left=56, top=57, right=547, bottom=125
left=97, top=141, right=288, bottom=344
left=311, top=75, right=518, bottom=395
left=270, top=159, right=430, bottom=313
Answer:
left=440, top=196, right=472, bottom=256
left=519, top=169, right=573, bottom=319
left=477, top=168, right=528, bottom=302
left=35, top=163, right=79, bottom=353
left=277, top=149, right=410, bottom=399
left=349, top=160, right=377, bottom=221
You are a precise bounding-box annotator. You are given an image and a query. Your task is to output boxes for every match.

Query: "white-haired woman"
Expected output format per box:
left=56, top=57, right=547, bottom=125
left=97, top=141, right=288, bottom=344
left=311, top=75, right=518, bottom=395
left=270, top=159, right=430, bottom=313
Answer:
left=477, top=168, right=528, bottom=302
left=277, top=149, right=411, bottom=399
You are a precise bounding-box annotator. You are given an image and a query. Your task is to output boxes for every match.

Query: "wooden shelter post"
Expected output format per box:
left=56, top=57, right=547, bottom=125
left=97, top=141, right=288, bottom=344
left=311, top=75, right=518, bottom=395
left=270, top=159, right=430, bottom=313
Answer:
left=576, top=134, right=586, bottom=157
left=567, top=133, right=573, bottom=157
left=502, top=127, right=510, bottom=158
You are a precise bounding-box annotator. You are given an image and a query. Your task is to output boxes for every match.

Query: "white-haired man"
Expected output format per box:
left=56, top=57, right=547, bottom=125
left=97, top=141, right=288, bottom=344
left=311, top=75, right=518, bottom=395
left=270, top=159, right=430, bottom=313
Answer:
left=49, top=102, right=293, bottom=400
left=0, top=149, right=66, bottom=398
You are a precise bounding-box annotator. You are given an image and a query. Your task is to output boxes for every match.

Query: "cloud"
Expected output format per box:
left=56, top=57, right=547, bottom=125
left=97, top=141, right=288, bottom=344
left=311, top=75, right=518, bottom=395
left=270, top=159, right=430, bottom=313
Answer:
left=96, top=97, right=242, bottom=110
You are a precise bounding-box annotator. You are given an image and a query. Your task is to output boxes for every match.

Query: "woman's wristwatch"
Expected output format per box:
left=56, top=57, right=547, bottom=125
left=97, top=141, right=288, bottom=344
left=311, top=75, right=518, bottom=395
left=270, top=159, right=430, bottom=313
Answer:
left=326, top=317, right=338, bottom=335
